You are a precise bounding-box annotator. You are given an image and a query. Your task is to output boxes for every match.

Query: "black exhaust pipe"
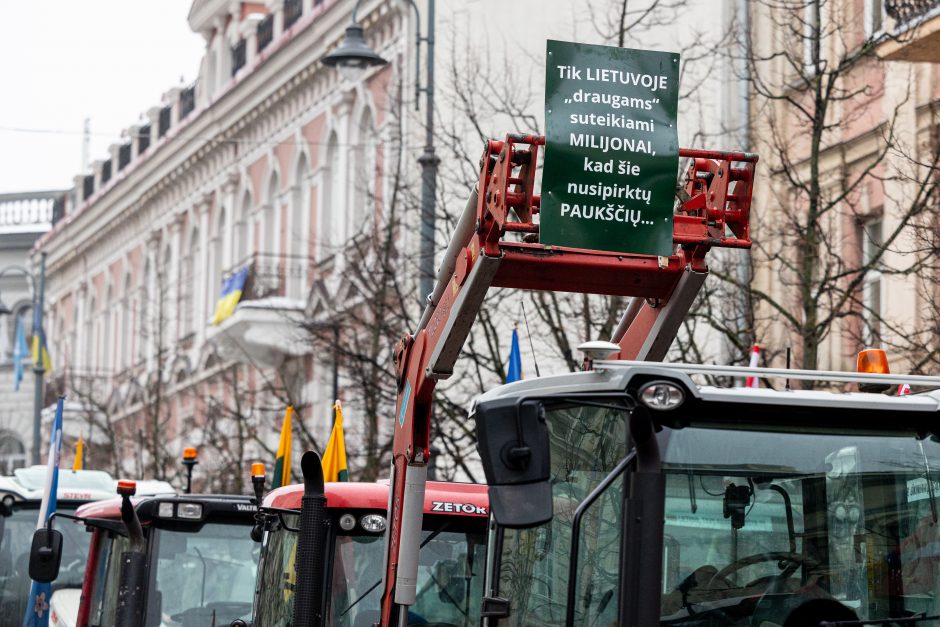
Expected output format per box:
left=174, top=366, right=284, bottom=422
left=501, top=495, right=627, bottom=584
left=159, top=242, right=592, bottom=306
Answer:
left=115, top=481, right=147, bottom=627
left=291, top=451, right=328, bottom=627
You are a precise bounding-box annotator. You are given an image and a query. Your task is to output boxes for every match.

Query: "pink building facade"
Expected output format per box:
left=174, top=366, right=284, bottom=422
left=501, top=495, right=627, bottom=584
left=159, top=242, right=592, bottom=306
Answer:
left=36, top=0, right=408, bottom=485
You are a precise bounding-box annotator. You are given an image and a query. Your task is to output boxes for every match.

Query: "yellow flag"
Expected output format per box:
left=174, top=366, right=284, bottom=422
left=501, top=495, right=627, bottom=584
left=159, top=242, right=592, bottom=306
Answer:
left=322, top=401, right=348, bottom=482
left=31, top=331, right=52, bottom=373
left=73, top=434, right=84, bottom=471
left=272, top=406, right=293, bottom=488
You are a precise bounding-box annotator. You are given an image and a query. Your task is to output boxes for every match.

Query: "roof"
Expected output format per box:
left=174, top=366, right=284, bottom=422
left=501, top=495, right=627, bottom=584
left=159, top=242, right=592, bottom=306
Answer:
left=264, top=481, right=489, bottom=517
left=0, top=468, right=173, bottom=503
left=76, top=493, right=255, bottom=521
left=472, top=362, right=940, bottom=433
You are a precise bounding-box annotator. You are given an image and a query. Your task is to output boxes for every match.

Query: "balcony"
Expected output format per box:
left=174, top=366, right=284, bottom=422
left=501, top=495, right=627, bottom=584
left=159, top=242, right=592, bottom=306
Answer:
left=205, top=253, right=311, bottom=368
left=878, top=0, right=940, bottom=61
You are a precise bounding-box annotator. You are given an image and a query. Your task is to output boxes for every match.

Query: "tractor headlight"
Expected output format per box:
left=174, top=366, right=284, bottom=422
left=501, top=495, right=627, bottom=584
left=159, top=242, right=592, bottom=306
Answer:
left=638, top=381, right=685, bottom=411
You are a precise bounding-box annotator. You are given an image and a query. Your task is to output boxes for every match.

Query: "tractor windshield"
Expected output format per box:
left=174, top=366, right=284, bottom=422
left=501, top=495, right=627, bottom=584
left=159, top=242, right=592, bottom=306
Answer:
left=490, top=401, right=940, bottom=626
left=254, top=514, right=487, bottom=627
left=0, top=505, right=88, bottom=627
left=150, top=522, right=258, bottom=627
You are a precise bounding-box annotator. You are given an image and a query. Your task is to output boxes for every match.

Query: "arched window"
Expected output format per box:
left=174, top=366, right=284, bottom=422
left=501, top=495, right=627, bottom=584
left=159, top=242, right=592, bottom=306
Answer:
left=321, top=132, right=341, bottom=253
left=85, top=297, right=95, bottom=371
left=71, top=299, right=79, bottom=371
left=212, top=207, right=226, bottom=301
left=236, top=190, right=251, bottom=265
left=289, top=155, right=309, bottom=299
left=102, top=286, right=113, bottom=372
left=0, top=432, right=26, bottom=474
left=121, top=273, right=133, bottom=369
left=264, top=172, right=279, bottom=257
left=138, top=261, right=150, bottom=363
left=352, top=109, right=376, bottom=232
left=183, top=226, right=200, bottom=337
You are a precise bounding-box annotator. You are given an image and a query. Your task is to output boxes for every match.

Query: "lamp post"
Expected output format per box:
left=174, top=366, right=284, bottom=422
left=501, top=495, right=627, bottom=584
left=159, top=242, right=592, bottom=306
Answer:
left=0, top=252, right=47, bottom=466
left=322, top=0, right=438, bottom=304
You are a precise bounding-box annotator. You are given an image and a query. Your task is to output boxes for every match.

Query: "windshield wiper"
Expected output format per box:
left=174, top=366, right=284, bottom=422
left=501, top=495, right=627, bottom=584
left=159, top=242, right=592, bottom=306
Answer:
left=340, top=521, right=453, bottom=618
left=821, top=614, right=940, bottom=626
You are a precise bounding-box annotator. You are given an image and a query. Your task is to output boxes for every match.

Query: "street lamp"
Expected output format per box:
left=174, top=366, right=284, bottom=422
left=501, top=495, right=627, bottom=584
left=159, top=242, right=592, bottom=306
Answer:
left=0, top=252, right=47, bottom=466
left=321, top=0, right=439, bottom=304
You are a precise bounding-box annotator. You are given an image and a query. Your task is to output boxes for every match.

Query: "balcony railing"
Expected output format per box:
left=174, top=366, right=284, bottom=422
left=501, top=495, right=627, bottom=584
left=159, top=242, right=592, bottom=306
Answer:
left=0, top=190, right=62, bottom=232
left=257, top=15, right=274, bottom=52
left=232, top=39, right=247, bottom=76
left=879, top=0, right=940, bottom=60
left=220, top=252, right=311, bottom=303
left=284, top=0, right=302, bottom=29
left=886, top=0, right=940, bottom=24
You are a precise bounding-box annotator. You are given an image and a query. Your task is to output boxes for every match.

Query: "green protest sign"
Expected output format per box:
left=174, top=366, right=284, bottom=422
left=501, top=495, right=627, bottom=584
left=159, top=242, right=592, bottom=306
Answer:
left=541, top=40, right=680, bottom=256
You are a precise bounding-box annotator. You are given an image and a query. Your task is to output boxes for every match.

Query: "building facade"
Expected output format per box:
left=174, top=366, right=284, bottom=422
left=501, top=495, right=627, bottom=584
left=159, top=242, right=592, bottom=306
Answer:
left=747, top=0, right=940, bottom=374
left=0, top=191, right=63, bottom=472
left=38, top=0, right=406, bottom=486
left=35, top=0, right=745, bottom=484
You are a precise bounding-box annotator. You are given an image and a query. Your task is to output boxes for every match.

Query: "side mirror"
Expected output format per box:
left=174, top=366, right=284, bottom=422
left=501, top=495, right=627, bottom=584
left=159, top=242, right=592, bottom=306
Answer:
left=28, top=528, right=63, bottom=583
left=474, top=398, right=552, bottom=528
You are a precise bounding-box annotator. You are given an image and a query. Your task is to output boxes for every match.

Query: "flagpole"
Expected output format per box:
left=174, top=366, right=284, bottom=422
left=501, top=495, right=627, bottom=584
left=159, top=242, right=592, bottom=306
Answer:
left=32, top=253, right=47, bottom=466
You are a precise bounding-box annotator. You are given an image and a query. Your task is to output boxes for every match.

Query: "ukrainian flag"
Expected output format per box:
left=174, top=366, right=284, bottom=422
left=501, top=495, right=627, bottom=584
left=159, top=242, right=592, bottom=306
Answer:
left=272, top=406, right=293, bottom=488
left=211, top=266, right=250, bottom=325
left=322, top=401, right=348, bottom=482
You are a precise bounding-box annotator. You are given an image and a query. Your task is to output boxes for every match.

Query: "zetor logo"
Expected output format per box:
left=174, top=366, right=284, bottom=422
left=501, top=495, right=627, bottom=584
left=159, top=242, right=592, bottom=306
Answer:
left=431, top=501, right=486, bottom=515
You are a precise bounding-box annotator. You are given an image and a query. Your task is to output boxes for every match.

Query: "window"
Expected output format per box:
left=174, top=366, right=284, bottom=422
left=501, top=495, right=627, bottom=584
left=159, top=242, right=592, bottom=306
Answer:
left=0, top=432, right=26, bottom=474
left=862, top=219, right=883, bottom=347
left=289, top=156, right=309, bottom=299
left=103, top=287, right=113, bottom=372
left=804, top=0, right=821, bottom=72
left=236, top=191, right=251, bottom=265
left=138, top=261, right=150, bottom=363
left=86, top=297, right=96, bottom=371
left=121, top=274, right=133, bottom=369
left=351, top=110, right=376, bottom=234
left=320, top=132, right=341, bottom=255
left=865, top=0, right=884, bottom=38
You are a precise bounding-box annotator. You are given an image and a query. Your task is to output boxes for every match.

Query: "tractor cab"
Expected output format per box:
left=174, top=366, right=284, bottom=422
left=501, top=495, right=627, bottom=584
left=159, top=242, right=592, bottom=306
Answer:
left=0, top=467, right=168, bottom=627
left=475, top=360, right=940, bottom=626
left=253, top=479, right=488, bottom=627
left=70, top=488, right=259, bottom=627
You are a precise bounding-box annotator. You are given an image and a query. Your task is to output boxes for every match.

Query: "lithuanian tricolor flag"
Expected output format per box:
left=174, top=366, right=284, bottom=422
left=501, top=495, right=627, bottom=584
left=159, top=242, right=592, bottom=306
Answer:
left=322, top=401, right=348, bottom=482
left=272, top=406, right=293, bottom=488
left=211, top=266, right=250, bottom=325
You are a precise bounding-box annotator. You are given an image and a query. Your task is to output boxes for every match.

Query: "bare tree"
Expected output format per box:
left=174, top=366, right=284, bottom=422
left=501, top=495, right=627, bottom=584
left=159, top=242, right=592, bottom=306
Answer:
left=704, top=0, right=940, bottom=382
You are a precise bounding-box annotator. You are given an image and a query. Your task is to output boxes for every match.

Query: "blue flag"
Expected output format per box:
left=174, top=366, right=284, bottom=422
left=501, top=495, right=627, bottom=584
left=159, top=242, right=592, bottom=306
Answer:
left=22, top=397, right=63, bottom=627
left=506, top=327, right=522, bottom=383
left=13, top=317, right=28, bottom=391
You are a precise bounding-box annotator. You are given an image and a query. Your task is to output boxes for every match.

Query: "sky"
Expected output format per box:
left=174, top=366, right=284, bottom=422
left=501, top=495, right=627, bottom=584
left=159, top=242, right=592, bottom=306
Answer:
left=0, top=1, right=205, bottom=194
